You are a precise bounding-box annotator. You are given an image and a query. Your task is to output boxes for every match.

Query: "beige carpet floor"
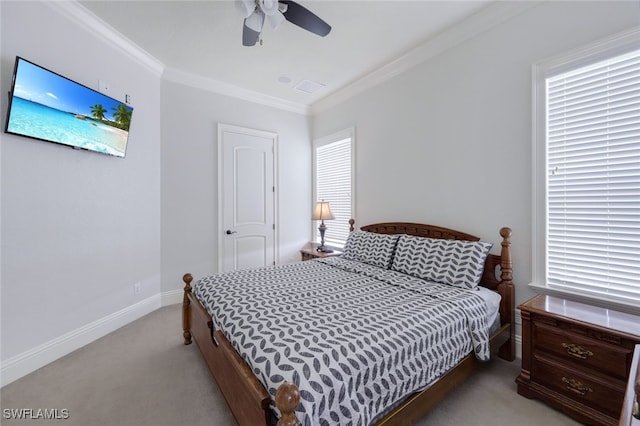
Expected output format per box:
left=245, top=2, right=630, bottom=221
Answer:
left=1, top=305, right=581, bottom=426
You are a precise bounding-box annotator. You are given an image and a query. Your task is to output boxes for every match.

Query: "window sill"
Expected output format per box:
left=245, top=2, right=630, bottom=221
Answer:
left=528, top=282, right=640, bottom=316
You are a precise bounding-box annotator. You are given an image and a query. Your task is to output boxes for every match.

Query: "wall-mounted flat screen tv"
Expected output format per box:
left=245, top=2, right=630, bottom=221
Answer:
left=4, top=56, right=133, bottom=158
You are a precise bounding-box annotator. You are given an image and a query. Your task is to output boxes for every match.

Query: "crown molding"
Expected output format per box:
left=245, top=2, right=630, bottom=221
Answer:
left=310, top=1, right=541, bottom=115
left=162, top=67, right=310, bottom=116
left=43, top=0, right=164, bottom=78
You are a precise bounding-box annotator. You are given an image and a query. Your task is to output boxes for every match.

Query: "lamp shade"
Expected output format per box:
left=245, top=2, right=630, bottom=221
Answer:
left=312, top=201, right=335, bottom=221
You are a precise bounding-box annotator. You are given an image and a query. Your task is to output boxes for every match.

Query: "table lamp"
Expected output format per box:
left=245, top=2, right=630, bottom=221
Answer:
left=312, top=200, right=335, bottom=253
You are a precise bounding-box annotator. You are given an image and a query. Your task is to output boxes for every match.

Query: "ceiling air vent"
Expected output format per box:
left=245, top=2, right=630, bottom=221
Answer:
left=294, top=79, right=325, bottom=94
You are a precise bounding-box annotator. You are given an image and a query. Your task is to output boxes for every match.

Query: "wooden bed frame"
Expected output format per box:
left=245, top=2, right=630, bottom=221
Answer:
left=182, top=222, right=515, bottom=426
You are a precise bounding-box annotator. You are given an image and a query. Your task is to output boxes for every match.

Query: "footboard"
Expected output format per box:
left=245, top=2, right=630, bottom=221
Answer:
left=182, top=274, right=272, bottom=425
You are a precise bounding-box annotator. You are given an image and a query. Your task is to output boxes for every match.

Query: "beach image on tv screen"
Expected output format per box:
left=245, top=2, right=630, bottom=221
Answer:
left=6, top=58, right=133, bottom=157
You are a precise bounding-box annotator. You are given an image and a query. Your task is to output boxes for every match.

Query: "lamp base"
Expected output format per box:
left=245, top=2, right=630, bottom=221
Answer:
left=317, top=222, right=333, bottom=253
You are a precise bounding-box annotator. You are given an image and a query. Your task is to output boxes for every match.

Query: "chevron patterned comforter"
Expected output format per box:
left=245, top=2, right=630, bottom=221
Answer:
left=192, top=257, right=490, bottom=426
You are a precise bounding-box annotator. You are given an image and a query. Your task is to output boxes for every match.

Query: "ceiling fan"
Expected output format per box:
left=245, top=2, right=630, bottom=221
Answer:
left=235, top=0, right=331, bottom=46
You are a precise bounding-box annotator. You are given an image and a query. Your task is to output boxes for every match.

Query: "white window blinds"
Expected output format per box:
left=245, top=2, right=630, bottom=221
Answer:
left=314, top=135, right=353, bottom=247
left=545, top=48, right=640, bottom=304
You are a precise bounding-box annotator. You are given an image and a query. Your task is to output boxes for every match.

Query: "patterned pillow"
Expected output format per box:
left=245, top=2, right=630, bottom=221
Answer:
left=391, top=234, right=492, bottom=290
left=342, top=231, right=400, bottom=269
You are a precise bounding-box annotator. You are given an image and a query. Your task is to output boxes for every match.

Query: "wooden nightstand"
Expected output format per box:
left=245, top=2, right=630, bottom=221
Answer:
left=300, top=247, right=342, bottom=261
left=516, top=294, right=640, bottom=426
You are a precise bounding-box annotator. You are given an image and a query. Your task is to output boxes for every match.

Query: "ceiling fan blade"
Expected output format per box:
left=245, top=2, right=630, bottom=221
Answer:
left=280, top=0, right=331, bottom=37
left=242, top=20, right=261, bottom=46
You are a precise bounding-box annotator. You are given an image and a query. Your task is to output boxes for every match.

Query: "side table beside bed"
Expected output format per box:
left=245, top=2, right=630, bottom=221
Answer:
left=516, top=294, right=640, bottom=426
left=299, top=246, right=342, bottom=261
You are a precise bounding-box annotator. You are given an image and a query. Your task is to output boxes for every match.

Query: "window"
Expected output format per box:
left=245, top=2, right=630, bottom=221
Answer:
left=313, top=128, right=355, bottom=248
left=532, top=29, right=640, bottom=310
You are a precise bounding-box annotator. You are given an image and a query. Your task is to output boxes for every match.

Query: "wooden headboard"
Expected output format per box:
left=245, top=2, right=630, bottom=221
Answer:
left=356, top=220, right=515, bottom=361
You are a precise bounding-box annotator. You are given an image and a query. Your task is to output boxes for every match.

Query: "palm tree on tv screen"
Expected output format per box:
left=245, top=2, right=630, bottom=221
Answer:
left=91, top=104, right=107, bottom=121
left=112, top=104, right=132, bottom=131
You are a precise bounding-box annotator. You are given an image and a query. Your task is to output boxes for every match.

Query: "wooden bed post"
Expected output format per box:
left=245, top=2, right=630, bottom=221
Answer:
left=276, top=382, right=301, bottom=426
left=497, top=227, right=515, bottom=361
left=182, top=273, right=193, bottom=345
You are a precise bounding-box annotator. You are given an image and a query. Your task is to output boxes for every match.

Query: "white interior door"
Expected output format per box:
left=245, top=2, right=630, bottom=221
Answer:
left=218, top=124, right=276, bottom=272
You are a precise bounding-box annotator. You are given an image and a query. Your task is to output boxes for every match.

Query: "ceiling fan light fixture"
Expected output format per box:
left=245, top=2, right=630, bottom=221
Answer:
left=259, top=0, right=285, bottom=29
left=235, top=0, right=256, bottom=18
left=266, top=12, right=285, bottom=29
left=245, top=10, right=265, bottom=33
left=259, top=0, right=279, bottom=14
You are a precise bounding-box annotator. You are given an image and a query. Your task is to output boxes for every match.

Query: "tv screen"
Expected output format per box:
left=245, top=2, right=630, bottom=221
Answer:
left=4, top=56, right=133, bottom=158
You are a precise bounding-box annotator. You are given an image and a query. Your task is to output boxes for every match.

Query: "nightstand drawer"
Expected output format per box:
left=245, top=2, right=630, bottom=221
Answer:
left=534, top=354, right=625, bottom=418
left=534, top=321, right=632, bottom=380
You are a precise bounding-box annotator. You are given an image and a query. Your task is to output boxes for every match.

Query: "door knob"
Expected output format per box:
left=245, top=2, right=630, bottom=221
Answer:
left=226, top=230, right=237, bottom=235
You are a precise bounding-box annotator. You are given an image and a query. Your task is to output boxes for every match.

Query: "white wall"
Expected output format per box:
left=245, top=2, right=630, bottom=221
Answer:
left=160, top=80, right=311, bottom=293
left=312, top=1, right=640, bottom=308
left=1, top=1, right=161, bottom=380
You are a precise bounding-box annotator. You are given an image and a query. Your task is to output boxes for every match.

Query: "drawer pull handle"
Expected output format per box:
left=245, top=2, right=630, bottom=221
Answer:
left=561, top=343, right=594, bottom=360
left=562, top=377, right=592, bottom=396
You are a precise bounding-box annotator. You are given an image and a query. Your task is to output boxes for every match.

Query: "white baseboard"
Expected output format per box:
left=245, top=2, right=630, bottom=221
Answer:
left=161, top=289, right=183, bottom=306
left=1, top=294, right=164, bottom=387
left=515, top=335, right=522, bottom=360
left=514, top=308, right=523, bottom=360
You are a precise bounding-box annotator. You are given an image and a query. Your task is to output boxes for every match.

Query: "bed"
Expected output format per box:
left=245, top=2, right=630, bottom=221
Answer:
left=182, top=221, right=515, bottom=425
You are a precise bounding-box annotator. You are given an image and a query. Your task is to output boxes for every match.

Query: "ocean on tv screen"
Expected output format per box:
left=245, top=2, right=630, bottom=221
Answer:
left=8, top=96, right=129, bottom=157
